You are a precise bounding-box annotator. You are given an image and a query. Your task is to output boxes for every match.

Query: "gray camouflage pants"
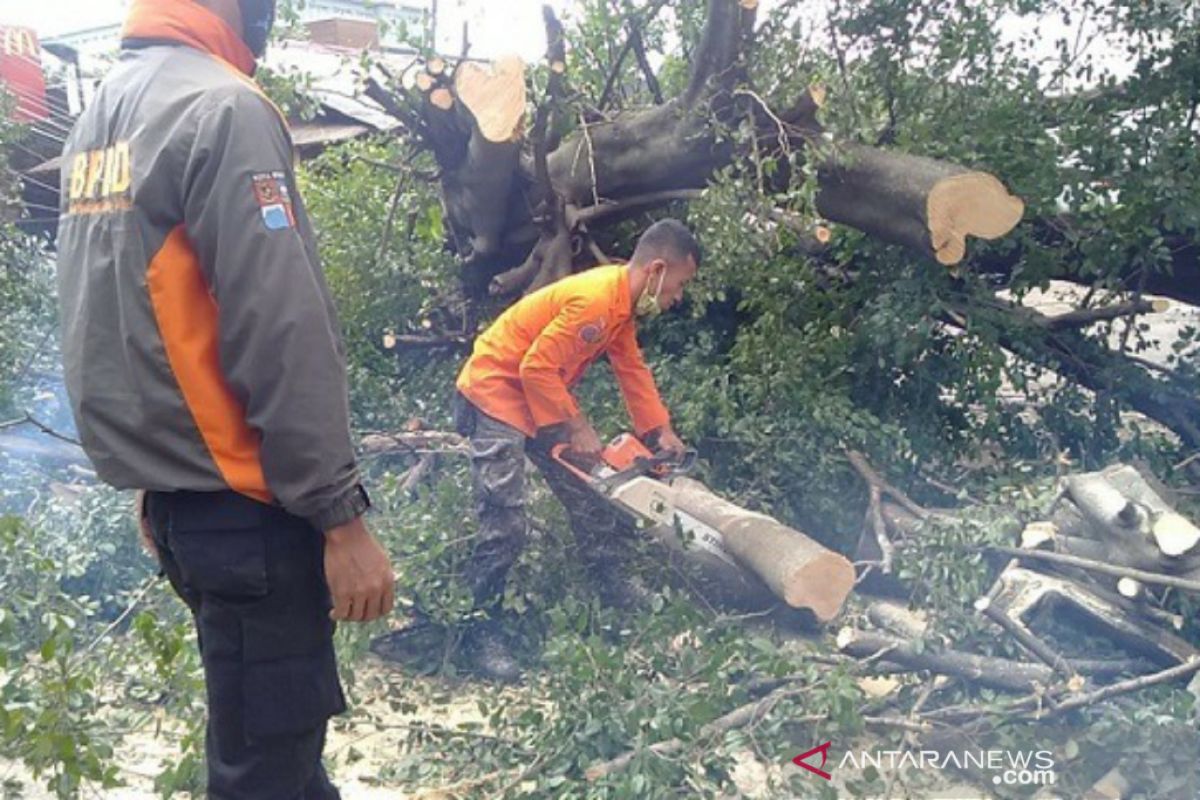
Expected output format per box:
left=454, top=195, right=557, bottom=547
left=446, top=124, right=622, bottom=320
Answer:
left=454, top=395, right=638, bottom=610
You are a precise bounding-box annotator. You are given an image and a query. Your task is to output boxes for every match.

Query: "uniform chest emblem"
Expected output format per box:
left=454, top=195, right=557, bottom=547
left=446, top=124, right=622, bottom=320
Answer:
left=579, top=319, right=606, bottom=344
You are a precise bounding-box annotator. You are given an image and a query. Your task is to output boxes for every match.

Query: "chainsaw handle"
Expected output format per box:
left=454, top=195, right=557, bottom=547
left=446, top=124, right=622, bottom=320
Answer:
left=550, top=443, right=601, bottom=483
left=668, top=448, right=698, bottom=477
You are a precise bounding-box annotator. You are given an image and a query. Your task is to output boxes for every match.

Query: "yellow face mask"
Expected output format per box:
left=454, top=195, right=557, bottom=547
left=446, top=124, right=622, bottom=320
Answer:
left=635, top=268, right=667, bottom=317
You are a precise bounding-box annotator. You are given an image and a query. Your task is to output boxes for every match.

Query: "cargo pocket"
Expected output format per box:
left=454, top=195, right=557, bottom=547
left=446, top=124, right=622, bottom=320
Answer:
left=242, top=646, right=346, bottom=741
left=164, top=493, right=272, bottom=599
left=168, top=527, right=269, bottom=600
left=471, top=436, right=526, bottom=509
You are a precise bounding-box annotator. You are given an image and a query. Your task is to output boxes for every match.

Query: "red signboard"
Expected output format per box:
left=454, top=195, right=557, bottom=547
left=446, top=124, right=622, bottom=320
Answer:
left=0, top=25, right=48, bottom=122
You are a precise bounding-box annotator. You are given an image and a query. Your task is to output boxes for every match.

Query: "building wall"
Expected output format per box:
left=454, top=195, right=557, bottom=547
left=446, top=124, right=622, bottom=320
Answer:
left=43, top=0, right=427, bottom=64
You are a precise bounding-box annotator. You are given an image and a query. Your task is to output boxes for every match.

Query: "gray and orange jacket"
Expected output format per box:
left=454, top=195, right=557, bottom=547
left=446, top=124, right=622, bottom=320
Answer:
left=55, top=0, right=365, bottom=531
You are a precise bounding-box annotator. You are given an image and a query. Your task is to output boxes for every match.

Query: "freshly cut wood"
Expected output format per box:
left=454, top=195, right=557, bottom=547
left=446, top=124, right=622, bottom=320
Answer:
left=1020, top=520, right=1058, bottom=549
left=429, top=87, right=454, bottom=110
left=1152, top=512, right=1200, bottom=557
left=816, top=144, right=1024, bottom=265
left=427, top=56, right=446, bottom=76
left=454, top=55, right=527, bottom=143
left=671, top=477, right=855, bottom=621
left=414, top=71, right=435, bottom=92
left=836, top=628, right=1056, bottom=693
left=1061, top=472, right=1147, bottom=539
left=1117, top=577, right=1142, bottom=598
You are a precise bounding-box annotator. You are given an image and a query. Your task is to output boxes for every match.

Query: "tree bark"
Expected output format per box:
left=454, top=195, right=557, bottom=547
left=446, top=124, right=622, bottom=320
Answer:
left=816, top=144, right=1025, bottom=266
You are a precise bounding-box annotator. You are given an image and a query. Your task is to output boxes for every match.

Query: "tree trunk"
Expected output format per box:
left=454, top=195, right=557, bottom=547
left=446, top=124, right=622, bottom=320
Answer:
left=816, top=144, right=1025, bottom=265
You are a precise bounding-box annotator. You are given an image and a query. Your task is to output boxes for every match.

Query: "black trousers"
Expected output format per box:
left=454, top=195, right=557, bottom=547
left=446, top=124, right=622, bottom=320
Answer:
left=145, top=490, right=346, bottom=800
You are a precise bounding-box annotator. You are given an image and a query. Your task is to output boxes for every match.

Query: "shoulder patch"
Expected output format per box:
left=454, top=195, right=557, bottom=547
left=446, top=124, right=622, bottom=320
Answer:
left=251, top=171, right=295, bottom=231
left=579, top=319, right=606, bottom=344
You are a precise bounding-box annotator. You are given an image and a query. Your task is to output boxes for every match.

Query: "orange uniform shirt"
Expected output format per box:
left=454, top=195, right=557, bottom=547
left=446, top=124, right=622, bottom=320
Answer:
left=457, top=264, right=671, bottom=438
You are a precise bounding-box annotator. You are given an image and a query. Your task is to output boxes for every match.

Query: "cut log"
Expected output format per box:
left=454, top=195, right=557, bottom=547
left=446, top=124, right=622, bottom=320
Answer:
left=427, top=56, right=446, bottom=76
left=453, top=55, right=526, bottom=143
left=836, top=628, right=1057, bottom=693
left=1153, top=513, right=1200, bottom=558
left=415, top=71, right=435, bottom=92
left=1021, top=520, right=1058, bottom=549
left=429, top=87, right=454, bottom=111
left=816, top=144, right=1024, bottom=265
left=1063, top=465, right=1200, bottom=562
left=669, top=477, right=855, bottom=621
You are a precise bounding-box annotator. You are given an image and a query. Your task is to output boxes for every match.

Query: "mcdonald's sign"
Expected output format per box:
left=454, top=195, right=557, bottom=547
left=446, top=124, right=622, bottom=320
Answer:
left=0, top=25, right=48, bottom=122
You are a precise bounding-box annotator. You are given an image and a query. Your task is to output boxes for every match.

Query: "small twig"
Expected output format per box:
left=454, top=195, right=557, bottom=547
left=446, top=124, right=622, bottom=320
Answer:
left=864, top=483, right=894, bottom=573
left=627, top=24, right=663, bottom=104
left=846, top=450, right=931, bottom=520
left=1043, top=297, right=1163, bottom=331
left=78, top=574, right=162, bottom=658
left=10, top=412, right=83, bottom=446
left=570, top=189, right=705, bottom=226
left=374, top=170, right=408, bottom=268
left=371, top=721, right=537, bottom=755
left=1174, top=451, right=1200, bottom=471
left=578, top=112, right=600, bottom=208
left=732, top=88, right=790, bottom=156
left=585, top=684, right=823, bottom=781
left=596, top=0, right=669, bottom=110
left=862, top=715, right=931, bottom=734
left=979, top=545, right=1200, bottom=594
left=1041, top=658, right=1200, bottom=719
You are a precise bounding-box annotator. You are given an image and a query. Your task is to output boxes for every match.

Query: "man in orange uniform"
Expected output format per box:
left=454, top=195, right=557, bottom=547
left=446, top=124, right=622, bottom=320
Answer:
left=454, top=219, right=699, bottom=680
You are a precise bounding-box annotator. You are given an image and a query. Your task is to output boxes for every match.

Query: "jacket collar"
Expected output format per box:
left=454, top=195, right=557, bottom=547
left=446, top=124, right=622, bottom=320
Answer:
left=121, top=0, right=256, bottom=77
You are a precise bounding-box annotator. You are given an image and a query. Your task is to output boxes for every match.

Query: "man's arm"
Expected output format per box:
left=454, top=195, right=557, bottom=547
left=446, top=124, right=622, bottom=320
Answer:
left=519, top=298, right=609, bottom=455
left=182, top=87, right=361, bottom=530
left=606, top=322, right=674, bottom=445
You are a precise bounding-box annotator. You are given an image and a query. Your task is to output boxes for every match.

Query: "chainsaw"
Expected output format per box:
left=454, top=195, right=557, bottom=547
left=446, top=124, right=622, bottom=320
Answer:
left=551, top=435, right=742, bottom=570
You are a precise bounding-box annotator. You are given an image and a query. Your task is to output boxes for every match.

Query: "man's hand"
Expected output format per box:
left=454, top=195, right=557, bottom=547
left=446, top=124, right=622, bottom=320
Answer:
left=567, top=416, right=604, bottom=460
left=134, top=490, right=159, bottom=563
left=324, top=517, right=395, bottom=623
left=654, top=427, right=686, bottom=457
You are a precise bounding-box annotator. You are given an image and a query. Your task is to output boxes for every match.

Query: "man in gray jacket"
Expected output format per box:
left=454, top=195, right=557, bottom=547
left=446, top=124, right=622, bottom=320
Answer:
left=55, top=0, right=394, bottom=796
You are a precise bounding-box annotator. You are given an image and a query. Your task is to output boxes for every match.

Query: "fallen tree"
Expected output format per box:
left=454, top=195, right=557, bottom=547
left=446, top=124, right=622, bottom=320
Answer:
left=368, top=0, right=1024, bottom=298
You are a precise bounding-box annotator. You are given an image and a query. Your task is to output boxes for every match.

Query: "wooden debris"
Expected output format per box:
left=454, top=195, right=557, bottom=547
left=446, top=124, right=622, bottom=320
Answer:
left=836, top=627, right=1057, bottom=693
left=866, top=602, right=928, bottom=639
left=453, top=55, right=527, bottom=143
left=986, top=546, right=1200, bottom=595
